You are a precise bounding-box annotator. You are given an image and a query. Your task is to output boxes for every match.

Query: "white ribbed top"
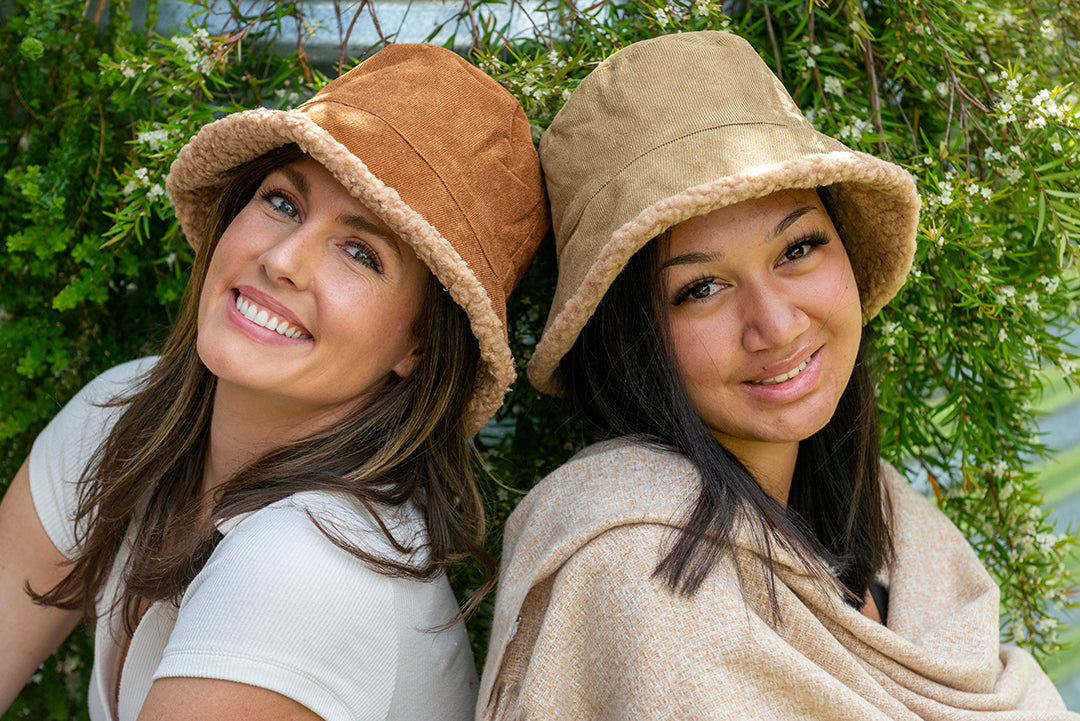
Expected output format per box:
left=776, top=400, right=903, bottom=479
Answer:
left=30, top=358, right=477, bottom=721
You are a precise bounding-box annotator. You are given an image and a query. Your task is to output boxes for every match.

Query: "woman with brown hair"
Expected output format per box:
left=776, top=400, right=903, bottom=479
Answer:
left=479, top=31, right=1072, bottom=720
left=0, top=43, right=547, bottom=721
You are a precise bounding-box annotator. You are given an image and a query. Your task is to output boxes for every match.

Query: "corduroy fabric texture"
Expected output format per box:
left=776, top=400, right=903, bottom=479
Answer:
left=477, top=441, right=1075, bottom=720
left=166, top=44, right=549, bottom=433
left=528, top=31, right=920, bottom=395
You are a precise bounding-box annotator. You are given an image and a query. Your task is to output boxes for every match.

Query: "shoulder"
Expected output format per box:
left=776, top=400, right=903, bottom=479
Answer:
left=160, top=491, right=473, bottom=721
left=28, top=356, right=160, bottom=557
left=508, top=438, right=699, bottom=537
left=196, top=491, right=433, bottom=610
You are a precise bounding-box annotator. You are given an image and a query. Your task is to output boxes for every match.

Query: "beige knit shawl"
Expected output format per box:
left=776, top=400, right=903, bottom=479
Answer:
left=477, top=440, right=1075, bottom=720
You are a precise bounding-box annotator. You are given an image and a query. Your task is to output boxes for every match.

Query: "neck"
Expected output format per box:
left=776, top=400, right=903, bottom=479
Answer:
left=719, top=438, right=799, bottom=506
left=202, top=380, right=347, bottom=498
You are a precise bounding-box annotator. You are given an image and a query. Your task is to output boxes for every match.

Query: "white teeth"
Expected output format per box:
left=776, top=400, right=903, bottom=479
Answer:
left=753, top=357, right=811, bottom=386
left=234, top=294, right=308, bottom=339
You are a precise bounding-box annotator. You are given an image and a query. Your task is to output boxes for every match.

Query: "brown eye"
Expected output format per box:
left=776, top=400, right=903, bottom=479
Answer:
left=673, top=279, right=721, bottom=306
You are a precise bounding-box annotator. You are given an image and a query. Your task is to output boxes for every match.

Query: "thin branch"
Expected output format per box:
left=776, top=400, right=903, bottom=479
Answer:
left=762, top=1, right=782, bottom=81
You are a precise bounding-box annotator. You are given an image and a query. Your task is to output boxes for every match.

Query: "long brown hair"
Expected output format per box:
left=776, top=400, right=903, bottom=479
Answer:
left=33, top=144, right=495, bottom=630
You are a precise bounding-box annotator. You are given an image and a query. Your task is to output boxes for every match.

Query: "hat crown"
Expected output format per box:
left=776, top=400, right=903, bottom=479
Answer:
left=541, top=31, right=840, bottom=257
left=300, top=45, right=548, bottom=309
left=528, top=31, right=919, bottom=395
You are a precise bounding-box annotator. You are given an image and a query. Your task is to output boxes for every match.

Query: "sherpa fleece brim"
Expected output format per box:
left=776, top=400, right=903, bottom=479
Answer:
left=165, top=108, right=512, bottom=435
left=526, top=151, right=920, bottom=395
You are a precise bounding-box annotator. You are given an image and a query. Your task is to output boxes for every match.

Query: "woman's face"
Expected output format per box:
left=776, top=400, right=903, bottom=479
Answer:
left=198, top=156, right=430, bottom=429
left=659, top=188, right=862, bottom=470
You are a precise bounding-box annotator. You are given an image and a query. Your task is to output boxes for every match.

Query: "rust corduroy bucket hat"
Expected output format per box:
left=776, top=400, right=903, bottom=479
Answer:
left=166, top=43, right=550, bottom=433
left=528, top=31, right=920, bottom=395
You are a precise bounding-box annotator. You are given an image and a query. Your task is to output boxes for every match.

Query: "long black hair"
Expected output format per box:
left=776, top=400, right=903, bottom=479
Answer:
left=559, top=229, right=892, bottom=614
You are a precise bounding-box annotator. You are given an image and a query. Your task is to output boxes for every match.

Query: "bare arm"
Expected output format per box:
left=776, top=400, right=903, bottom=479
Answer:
left=138, top=678, right=324, bottom=721
left=0, top=458, right=83, bottom=713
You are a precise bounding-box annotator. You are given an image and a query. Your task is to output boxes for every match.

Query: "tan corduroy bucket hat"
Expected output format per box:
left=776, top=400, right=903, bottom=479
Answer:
left=166, top=43, right=550, bottom=433
left=528, top=31, right=920, bottom=395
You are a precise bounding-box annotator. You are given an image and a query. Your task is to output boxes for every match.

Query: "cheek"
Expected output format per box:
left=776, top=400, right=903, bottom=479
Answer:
left=668, top=315, right=734, bottom=388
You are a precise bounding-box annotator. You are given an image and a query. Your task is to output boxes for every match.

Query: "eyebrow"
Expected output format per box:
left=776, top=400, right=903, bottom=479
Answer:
left=276, top=165, right=403, bottom=260
left=337, top=213, right=404, bottom=260
left=658, top=205, right=819, bottom=273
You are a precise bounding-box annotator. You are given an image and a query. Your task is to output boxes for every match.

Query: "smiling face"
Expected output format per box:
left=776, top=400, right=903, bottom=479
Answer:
left=197, top=156, right=431, bottom=434
left=659, top=189, right=862, bottom=484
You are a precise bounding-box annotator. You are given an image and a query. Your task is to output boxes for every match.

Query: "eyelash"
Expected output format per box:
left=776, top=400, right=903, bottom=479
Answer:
left=344, top=241, right=382, bottom=273
left=258, top=186, right=383, bottom=273
left=259, top=187, right=300, bottom=219
left=670, top=231, right=831, bottom=306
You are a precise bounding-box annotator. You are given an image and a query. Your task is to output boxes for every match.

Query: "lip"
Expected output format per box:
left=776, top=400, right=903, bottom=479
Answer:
left=742, top=347, right=822, bottom=402
left=227, top=286, right=313, bottom=346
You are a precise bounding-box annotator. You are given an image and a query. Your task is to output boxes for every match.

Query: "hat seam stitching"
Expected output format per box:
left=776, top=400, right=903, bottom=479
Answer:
left=560, top=120, right=803, bottom=244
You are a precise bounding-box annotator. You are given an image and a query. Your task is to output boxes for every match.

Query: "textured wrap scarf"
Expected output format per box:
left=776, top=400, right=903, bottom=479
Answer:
left=478, top=440, right=1074, bottom=720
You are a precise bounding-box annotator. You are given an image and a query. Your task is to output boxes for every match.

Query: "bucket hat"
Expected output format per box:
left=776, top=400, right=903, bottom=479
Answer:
left=528, top=31, right=919, bottom=395
left=166, top=43, right=550, bottom=433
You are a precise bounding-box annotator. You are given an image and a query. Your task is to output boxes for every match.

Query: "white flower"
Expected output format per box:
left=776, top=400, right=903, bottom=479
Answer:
left=992, top=246, right=1004, bottom=260
left=133, top=167, right=149, bottom=182
left=147, top=183, right=164, bottom=199
left=809, top=43, right=821, bottom=56
left=653, top=6, right=669, bottom=26
left=1041, top=20, right=1057, bottom=40
left=964, top=21, right=977, bottom=32
left=172, top=28, right=214, bottom=75
left=1004, top=167, right=1024, bottom=183
left=120, top=61, right=137, bottom=79
left=936, top=81, right=949, bottom=98
left=301, top=18, right=322, bottom=40
left=831, top=41, right=849, bottom=55
left=824, top=76, right=843, bottom=96
left=122, top=180, right=138, bottom=196
left=693, top=0, right=710, bottom=16
left=1027, top=116, right=1047, bottom=129
left=136, top=128, right=170, bottom=151
left=837, top=118, right=872, bottom=142
left=1025, top=293, right=1041, bottom=312
left=998, top=328, right=1008, bottom=342
left=1060, top=358, right=1078, bottom=375
left=1024, top=334, right=1037, bottom=347
left=804, top=56, right=817, bottom=69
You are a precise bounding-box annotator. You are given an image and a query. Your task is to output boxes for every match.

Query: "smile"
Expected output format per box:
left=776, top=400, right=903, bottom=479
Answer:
left=750, top=356, right=811, bottom=386
left=235, top=294, right=310, bottom=339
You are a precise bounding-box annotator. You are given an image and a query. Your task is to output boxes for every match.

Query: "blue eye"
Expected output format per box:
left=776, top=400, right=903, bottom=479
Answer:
left=260, top=189, right=299, bottom=219
left=345, top=242, right=382, bottom=273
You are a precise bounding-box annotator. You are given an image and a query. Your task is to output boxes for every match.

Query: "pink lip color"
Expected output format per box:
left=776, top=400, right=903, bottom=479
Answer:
left=742, top=348, right=821, bottom=403
left=227, top=288, right=312, bottom=347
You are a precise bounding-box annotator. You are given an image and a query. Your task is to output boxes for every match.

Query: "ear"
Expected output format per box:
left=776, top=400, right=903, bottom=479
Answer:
left=392, top=342, right=423, bottom=380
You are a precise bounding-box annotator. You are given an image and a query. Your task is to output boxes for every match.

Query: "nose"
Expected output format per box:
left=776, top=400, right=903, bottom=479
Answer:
left=739, top=280, right=810, bottom=352
left=258, top=225, right=317, bottom=290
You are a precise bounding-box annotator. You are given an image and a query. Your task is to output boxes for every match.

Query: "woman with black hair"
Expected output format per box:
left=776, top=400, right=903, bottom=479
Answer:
left=478, top=31, right=1072, bottom=720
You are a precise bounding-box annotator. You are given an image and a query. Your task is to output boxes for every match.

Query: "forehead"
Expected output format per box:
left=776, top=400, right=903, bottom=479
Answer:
left=665, top=189, right=829, bottom=252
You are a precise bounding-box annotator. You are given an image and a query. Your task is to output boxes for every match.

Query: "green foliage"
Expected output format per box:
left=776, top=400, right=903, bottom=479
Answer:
left=1, top=0, right=1078, bottom=716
